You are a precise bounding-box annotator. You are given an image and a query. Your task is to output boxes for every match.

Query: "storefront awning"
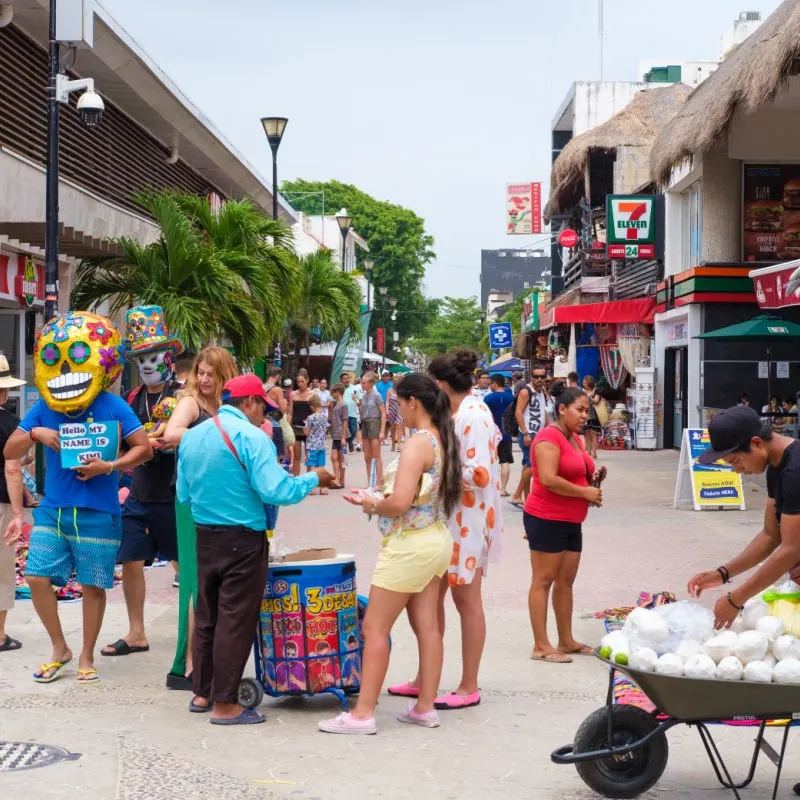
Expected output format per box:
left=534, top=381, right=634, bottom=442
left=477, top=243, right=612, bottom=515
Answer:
left=749, top=260, right=800, bottom=309
left=552, top=297, right=656, bottom=325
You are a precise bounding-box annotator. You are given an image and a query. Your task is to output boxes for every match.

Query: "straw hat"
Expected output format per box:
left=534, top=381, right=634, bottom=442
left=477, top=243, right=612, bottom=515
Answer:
left=0, top=354, right=25, bottom=388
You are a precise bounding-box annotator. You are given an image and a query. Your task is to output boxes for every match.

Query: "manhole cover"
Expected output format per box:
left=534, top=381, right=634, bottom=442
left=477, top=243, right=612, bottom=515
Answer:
left=0, top=741, right=81, bottom=772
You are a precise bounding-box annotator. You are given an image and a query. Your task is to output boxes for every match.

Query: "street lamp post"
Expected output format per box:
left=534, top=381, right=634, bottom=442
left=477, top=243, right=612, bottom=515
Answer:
left=260, top=117, right=288, bottom=221
left=44, top=0, right=60, bottom=323
left=336, top=209, right=352, bottom=271
left=378, top=286, right=388, bottom=369
left=363, top=259, right=374, bottom=310
left=388, top=297, right=397, bottom=369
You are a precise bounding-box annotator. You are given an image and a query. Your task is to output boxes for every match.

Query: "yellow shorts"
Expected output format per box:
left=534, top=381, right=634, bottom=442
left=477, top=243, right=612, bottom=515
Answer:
left=372, top=521, right=454, bottom=594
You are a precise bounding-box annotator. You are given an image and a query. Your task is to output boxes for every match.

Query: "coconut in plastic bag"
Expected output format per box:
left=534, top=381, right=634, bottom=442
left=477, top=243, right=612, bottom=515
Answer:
left=715, top=656, right=744, bottom=681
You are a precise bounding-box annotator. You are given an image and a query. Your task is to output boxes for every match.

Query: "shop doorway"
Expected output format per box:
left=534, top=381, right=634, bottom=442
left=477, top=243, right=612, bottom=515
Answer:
left=664, top=346, right=688, bottom=449
left=0, top=310, right=24, bottom=415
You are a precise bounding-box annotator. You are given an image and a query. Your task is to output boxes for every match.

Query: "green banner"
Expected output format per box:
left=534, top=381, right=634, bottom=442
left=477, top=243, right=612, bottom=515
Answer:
left=330, top=308, right=372, bottom=383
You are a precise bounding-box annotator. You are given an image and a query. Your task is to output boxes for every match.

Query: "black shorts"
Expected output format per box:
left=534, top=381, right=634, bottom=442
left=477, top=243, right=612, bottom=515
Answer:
left=523, top=512, right=582, bottom=553
left=332, top=440, right=344, bottom=452
left=498, top=439, right=514, bottom=464
left=118, top=496, right=179, bottom=564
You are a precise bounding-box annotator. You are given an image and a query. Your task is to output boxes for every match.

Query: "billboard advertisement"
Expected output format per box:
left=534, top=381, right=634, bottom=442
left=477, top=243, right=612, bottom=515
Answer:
left=506, top=183, right=541, bottom=235
left=743, top=164, right=800, bottom=262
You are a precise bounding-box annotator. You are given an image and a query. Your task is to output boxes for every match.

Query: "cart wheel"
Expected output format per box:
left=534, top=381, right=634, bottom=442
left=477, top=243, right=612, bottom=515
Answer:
left=237, top=678, right=264, bottom=710
left=573, top=705, right=668, bottom=799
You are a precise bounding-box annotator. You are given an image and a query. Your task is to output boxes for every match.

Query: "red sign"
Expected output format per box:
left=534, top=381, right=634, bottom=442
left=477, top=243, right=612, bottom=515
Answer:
left=638, top=244, right=656, bottom=258
left=376, top=327, right=385, bottom=354
left=750, top=263, right=800, bottom=308
left=558, top=228, right=578, bottom=248
left=14, top=256, right=44, bottom=307
left=531, top=182, right=542, bottom=235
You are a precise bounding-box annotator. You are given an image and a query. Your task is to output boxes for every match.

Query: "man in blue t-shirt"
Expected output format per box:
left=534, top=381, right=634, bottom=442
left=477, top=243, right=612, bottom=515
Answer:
left=4, top=391, right=151, bottom=684
left=484, top=374, right=514, bottom=496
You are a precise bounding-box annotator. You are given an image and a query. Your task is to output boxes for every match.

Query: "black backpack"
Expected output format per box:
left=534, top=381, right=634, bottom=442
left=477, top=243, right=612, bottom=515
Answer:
left=502, top=395, right=520, bottom=437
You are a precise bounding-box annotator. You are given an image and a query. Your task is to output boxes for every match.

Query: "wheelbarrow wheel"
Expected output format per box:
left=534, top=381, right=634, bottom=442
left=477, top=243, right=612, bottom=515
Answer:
left=237, top=678, right=264, bottom=710
left=574, top=705, right=668, bottom=799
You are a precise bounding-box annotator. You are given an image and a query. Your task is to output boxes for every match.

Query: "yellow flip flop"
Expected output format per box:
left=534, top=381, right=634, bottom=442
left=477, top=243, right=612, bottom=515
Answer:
left=76, top=668, right=101, bottom=683
left=33, top=658, right=71, bottom=684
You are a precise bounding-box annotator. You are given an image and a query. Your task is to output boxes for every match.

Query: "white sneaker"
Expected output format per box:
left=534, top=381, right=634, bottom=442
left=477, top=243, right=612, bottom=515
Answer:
left=318, top=711, right=377, bottom=735
left=396, top=701, right=440, bottom=728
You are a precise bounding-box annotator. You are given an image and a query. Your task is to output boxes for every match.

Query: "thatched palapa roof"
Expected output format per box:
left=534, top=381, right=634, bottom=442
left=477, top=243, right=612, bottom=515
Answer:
left=544, top=84, right=691, bottom=222
left=650, top=0, right=800, bottom=185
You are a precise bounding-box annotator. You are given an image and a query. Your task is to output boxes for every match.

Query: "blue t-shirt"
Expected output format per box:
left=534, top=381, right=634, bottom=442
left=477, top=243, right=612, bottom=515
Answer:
left=376, top=380, right=392, bottom=404
left=19, top=392, right=143, bottom=515
left=484, top=390, right=514, bottom=442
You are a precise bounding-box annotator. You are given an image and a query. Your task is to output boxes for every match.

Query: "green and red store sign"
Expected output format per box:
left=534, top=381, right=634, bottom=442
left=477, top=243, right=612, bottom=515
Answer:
left=606, top=195, right=656, bottom=260
left=0, top=253, right=45, bottom=308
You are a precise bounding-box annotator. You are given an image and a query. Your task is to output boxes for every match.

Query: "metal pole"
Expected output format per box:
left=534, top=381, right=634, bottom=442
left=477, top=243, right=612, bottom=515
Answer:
left=271, top=148, right=278, bottom=221
left=599, top=0, right=604, bottom=81
left=45, top=0, right=60, bottom=323
left=382, top=299, right=386, bottom=369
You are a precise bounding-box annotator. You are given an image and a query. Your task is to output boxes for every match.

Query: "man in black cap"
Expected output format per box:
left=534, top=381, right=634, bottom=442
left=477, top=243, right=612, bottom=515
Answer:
left=688, top=406, right=800, bottom=630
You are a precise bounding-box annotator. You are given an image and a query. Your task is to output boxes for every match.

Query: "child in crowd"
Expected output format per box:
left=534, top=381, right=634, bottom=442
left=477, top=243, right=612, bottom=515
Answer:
left=304, top=394, right=329, bottom=494
left=329, top=383, right=349, bottom=488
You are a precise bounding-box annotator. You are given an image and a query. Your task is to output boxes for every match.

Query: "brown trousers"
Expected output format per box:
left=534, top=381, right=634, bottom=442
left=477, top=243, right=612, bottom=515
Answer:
left=193, top=526, right=269, bottom=704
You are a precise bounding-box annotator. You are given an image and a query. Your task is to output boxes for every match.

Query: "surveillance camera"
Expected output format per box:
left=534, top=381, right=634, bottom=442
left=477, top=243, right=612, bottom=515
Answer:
left=76, top=90, right=104, bottom=129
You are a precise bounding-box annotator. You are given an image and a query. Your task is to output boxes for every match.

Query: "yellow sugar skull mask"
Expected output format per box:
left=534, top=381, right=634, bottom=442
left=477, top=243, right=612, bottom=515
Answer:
left=35, top=311, right=124, bottom=413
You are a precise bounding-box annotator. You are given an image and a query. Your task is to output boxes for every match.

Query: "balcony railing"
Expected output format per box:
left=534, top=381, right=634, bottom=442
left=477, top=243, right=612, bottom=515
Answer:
left=562, top=246, right=611, bottom=292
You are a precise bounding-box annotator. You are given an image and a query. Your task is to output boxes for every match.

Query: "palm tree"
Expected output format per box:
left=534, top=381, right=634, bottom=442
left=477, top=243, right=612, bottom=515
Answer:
left=71, top=191, right=284, bottom=363
left=287, top=250, right=362, bottom=369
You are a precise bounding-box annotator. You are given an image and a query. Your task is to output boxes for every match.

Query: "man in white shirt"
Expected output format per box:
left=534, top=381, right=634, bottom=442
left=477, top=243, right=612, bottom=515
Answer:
left=510, top=365, right=550, bottom=507
left=471, top=371, right=491, bottom=401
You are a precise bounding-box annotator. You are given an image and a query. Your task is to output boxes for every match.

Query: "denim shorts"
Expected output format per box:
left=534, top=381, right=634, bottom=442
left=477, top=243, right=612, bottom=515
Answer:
left=25, top=506, right=122, bottom=589
left=306, top=449, right=326, bottom=468
left=518, top=432, right=532, bottom=468
left=118, top=496, right=178, bottom=564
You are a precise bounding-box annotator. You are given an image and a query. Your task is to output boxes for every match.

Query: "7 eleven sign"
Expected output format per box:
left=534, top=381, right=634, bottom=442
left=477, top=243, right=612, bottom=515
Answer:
left=606, top=195, right=656, bottom=259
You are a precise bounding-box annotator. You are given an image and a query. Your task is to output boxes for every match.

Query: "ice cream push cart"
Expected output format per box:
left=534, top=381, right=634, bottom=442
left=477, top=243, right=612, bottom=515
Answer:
left=551, top=652, right=800, bottom=799
left=237, top=554, right=367, bottom=711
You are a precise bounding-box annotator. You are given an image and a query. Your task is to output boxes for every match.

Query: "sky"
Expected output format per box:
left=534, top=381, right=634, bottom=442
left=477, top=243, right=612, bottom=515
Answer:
left=102, top=0, right=782, bottom=300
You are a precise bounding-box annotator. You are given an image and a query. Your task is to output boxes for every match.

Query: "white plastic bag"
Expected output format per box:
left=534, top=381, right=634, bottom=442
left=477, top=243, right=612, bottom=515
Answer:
left=763, top=653, right=778, bottom=669
left=654, top=653, right=683, bottom=677
left=772, top=658, right=800, bottom=684
left=715, top=656, right=744, bottom=681
left=772, top=635, right=800, bottom=661
left=675, top=639, right=703, bottom=662
left=683, top=653, right=717, bottom=680
left=624, top=607, right=669, bottom=645
left=734, top=630, right=769, bottom=665
left=599, top=630, right=629, bottom=659
left=629, top=647, right=658, bottom=672
left=741, top=599, right=771, bottom=630
left=702, top=631, right=738, bottom=664
left=755, top=616, right=785, bottom=643
left=743, top=661, right=773, bottom=683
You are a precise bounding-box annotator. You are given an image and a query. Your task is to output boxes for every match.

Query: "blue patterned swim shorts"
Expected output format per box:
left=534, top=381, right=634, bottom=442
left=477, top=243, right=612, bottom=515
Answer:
left=25, top=506, right=122, bottom=589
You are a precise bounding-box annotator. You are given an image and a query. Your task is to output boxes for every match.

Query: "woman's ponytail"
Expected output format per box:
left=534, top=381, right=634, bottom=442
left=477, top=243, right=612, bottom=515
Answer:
left=431, top=386, right=462, bottom=518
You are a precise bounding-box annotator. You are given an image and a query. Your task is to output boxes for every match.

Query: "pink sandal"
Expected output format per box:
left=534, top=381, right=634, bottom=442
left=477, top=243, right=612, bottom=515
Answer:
left=387, top=682, right=420, bottom=698
left=434, top=691, right=481, bottom=710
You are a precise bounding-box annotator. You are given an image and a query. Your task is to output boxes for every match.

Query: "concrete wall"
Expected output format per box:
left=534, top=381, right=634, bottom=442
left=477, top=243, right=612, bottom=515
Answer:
left=614, top=146, right=651, bottom=194
left=700, top=149, right=740, bottom=263
left=572, top=82, right=645, bottom=136
left=0, top=149, right=158, bottom=245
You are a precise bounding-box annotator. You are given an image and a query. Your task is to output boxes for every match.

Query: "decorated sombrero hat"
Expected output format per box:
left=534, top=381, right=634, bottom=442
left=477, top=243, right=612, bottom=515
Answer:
left=125, top=305, right=184, bottom=359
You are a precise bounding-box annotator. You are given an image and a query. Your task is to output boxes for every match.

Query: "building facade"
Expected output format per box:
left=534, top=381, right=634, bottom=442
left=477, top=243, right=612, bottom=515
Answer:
left=0, top=1, right=290, bottom=415
left=480, top=249, right=550, bottom=308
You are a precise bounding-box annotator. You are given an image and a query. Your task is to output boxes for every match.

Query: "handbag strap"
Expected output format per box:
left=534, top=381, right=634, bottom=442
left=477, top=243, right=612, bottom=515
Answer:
left=212, top=415, right=246, bottom=471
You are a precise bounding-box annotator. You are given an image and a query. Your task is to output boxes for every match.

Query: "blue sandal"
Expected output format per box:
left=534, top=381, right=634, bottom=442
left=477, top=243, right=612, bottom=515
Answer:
left=209, top=709, right=265, bottom=726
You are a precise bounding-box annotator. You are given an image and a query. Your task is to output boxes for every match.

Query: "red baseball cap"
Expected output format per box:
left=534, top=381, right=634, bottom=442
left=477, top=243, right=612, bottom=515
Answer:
left=222, top=374, right=276, bottom=408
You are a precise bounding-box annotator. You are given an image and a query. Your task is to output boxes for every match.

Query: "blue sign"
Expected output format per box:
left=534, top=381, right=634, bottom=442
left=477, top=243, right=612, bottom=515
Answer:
left=488, top=322, right=513, bottom=350
left=59, top=420, right=121, bottom=470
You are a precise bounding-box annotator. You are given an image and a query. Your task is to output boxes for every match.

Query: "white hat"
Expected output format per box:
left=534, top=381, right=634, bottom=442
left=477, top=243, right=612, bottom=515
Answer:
left=0, top=354, right=24, bottom=389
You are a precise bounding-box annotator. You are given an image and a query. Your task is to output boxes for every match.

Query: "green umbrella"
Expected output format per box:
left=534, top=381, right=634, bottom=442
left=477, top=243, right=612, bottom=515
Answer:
left=696, top=314, right=800, bottom=399
left=389, top=364, right=412, bottom=374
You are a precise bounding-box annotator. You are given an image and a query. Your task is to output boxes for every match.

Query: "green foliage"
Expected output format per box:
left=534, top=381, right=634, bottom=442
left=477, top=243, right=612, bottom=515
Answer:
left=415, top=296, right=485, bottom=358
left=285, top=250, right=362, bottom=367
left=281, top=179, right=435, bottom=348
left=71, top=191, right=299, bottom=364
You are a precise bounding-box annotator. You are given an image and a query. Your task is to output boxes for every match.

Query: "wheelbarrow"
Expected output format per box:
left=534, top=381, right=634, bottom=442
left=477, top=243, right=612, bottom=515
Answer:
left=551, top=651, right=800, bottom=799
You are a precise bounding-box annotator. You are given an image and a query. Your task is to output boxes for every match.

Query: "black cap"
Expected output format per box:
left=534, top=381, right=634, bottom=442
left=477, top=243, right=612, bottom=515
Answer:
left=697, top=406, right=764, bottom=464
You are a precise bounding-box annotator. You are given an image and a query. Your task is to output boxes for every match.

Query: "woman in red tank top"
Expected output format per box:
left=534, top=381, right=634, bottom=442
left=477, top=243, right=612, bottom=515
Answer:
left=523, top=386, right=604, bottom=663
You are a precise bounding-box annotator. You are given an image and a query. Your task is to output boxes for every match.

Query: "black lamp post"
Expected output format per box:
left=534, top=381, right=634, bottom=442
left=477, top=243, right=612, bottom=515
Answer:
left=44, top=0, right=60, bottom=323
left=336, top=209, right=352, bottom=271
left=260, top=117, right=288, bottom=221
left=363, top=259, right=374, bottom=309
left=378, top=286, right=388, bottom=368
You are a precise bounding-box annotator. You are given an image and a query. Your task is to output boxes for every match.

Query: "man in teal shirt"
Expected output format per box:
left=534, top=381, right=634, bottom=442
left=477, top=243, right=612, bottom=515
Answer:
left=177, top=374, right=332, bottom=726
